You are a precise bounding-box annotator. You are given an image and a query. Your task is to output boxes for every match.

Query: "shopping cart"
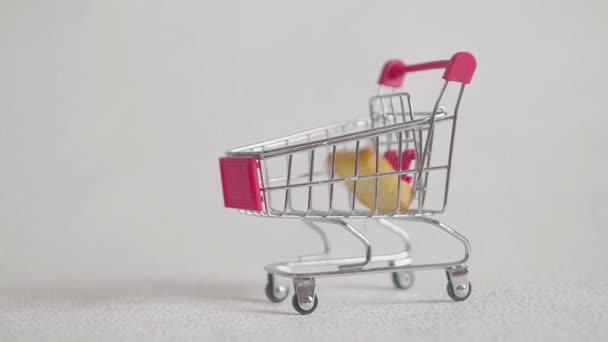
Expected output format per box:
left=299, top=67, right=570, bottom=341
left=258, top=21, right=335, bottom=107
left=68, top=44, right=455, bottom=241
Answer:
left=219, top=52, right=477, bottom=314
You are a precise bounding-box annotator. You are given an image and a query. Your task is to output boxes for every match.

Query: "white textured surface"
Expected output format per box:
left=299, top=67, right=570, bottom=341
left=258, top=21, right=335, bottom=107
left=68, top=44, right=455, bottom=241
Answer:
left=2, top=273, right=608, bottom=341
left=1, top=0, right=608, bottom=341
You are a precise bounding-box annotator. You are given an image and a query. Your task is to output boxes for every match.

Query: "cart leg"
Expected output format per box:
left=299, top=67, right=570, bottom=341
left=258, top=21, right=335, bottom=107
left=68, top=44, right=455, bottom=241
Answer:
left=335, top=219, right=372, bottom=270
left=377, top=218, right=415, bottom=289
left=377, top=218, right=411, bottom=255
left=298, top=219, right=331, bottom=261
left=403, top=216, right=470, bottom=266
left=292, top=277, right=318, bottom=315
left=402, top=216, right=471, bottom=300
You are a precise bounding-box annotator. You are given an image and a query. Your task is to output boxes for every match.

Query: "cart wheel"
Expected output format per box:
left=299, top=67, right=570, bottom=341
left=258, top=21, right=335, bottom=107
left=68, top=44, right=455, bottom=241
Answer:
left=292, top=294, right=318, bottom=315
left=392, top=271, right=415, bottom=289
left=446, top=281, right=472, bottom=302
left=265, top=274, right=289, bottom=303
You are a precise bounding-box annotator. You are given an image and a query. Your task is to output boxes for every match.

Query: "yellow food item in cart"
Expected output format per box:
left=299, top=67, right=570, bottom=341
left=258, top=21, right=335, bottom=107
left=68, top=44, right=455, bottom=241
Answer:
left=327, top=148, right=414, bottom=213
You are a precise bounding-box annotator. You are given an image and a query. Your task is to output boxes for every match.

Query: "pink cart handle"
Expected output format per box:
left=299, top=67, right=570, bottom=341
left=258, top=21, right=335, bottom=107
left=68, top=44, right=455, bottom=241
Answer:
left=378, top=51, right=477, bottom=88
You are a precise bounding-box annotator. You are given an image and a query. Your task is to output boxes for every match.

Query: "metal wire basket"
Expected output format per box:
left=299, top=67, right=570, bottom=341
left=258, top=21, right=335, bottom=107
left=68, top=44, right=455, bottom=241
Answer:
left=219, top=52, right=477, bottom=314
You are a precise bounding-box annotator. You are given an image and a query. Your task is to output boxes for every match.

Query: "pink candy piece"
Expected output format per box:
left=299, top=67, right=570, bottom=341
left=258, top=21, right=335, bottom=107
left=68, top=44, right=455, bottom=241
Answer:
left=383, top=149, right=416, bottom=184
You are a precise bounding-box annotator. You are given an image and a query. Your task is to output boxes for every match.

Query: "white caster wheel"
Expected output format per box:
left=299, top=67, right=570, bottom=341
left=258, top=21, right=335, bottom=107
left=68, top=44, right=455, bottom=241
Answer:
left=292, top=277, right=317, bottom=315
left=392, top=271, right=415, bottom=289
left=447, top=281, right=472, bottom=302
left=445, top=266, right=471, bottom=302
left=389, top=261, right=415, bottom=289
left=265, top=273, right=289, bottom=303
left=292, top=294, right=318, bottom=315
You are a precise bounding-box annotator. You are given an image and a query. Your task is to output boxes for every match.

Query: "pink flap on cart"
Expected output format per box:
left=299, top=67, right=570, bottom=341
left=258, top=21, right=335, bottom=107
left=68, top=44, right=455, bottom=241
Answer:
left=219, top=157, right=263, bottom=211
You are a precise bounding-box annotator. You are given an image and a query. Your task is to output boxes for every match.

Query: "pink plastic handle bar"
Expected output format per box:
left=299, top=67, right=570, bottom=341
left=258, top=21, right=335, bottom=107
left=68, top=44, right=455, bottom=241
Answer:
left=378, top=51, right=477, bottom=88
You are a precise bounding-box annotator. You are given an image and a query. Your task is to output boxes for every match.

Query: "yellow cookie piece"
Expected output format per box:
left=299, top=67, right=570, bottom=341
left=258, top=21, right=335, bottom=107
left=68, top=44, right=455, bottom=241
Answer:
left=327, top=148, right=414, bottom=213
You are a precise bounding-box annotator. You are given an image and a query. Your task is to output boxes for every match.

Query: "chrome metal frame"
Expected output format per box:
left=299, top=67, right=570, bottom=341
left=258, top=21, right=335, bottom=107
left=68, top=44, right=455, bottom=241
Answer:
left=224, top=79, right=473, bottom=312
left=264, top=216, right=469, bottom=279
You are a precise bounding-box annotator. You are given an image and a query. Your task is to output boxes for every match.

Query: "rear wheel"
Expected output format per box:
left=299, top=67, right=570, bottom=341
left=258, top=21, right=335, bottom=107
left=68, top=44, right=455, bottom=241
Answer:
left=392, top=271, right=415, bottom=289
left=264, top=273, right=289, bottom=303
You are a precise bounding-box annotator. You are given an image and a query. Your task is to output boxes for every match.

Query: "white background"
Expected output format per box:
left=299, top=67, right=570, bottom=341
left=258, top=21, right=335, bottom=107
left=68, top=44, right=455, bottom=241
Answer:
left=1, top=0, right=607, bottom=341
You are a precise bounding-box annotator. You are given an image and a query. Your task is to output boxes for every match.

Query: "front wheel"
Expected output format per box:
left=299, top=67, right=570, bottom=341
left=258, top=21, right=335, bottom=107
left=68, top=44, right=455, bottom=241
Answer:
left=292, top=294, right=318, bottom=315
left=447, top=281, right=472, bottom=302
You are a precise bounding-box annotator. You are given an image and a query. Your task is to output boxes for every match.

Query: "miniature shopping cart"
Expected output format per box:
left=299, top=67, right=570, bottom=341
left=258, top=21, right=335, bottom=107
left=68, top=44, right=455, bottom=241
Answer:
left=219, top=52, right=477, bottom=314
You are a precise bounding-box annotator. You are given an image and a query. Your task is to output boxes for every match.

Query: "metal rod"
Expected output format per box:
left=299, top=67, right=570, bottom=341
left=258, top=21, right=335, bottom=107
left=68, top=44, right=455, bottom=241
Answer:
left=442, top=84, right=466, bottom=211
left=396, top=131, right=403, bottom=213
left=260, top=146, right=271, bottom=214
left=374, top=137, right=380, bottom=214
left=229, top=114, right=450, bottom=159
left=328, top=145, right=337, bottom=215
left=351, top=140, right=361, bottom=214
left=264, top=216, right=470, bottom=278
left=306, top=149, right=315, bottom=214
left=336, top=219, right=372, bottom=270
left=281, top=154, right=293, bottom=215
left=265, top=165, right=449, bottom=192
left=298, top=219, right=331, bottom=261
